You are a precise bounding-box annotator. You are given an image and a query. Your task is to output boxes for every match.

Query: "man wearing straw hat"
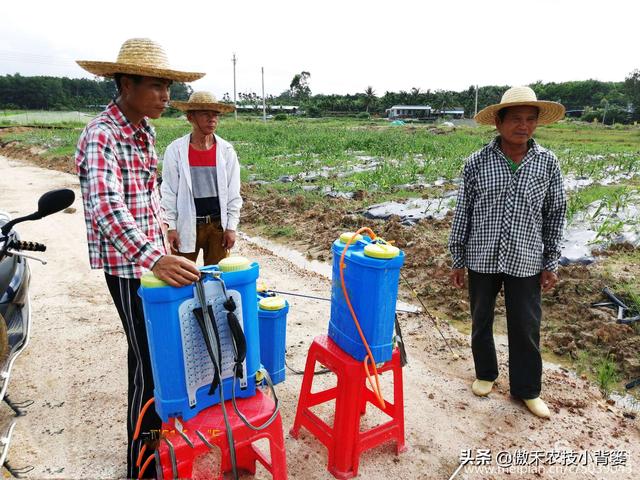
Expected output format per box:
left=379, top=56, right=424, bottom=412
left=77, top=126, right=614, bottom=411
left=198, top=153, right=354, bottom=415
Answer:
left=75, top=38, right=203, bottom=478
left=448, top=86, right=567, bottom=419
left=161, top=91, right=241, bottom=266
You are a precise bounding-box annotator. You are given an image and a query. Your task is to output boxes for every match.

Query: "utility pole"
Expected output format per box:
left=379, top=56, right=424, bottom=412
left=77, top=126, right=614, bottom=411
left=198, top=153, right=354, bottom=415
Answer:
left=474, top=85, right=479, bottom=117
left=232, top=53, right=237, bottom=121
left=261, top=67, right=267, bottom=122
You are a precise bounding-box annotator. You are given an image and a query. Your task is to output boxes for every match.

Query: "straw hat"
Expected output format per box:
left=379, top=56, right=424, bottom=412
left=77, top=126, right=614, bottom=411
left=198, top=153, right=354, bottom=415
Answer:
left=171, top=91, right=235, bottom=114
left=474, top=86, right=565, bottom=125
left=76, top=38, right=205, bottom=83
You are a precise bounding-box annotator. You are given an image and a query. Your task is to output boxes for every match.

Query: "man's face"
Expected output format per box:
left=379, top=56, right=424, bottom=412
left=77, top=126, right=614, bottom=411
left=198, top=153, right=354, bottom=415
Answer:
left=495, top=106, right=539, bottom=146
left=121, top=76, right=171, bottom=119
left=188, top=110, right=220, bottom=135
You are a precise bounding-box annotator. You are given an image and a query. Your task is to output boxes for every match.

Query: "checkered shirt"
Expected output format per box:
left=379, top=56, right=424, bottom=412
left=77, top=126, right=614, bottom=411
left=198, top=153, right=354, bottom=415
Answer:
left=76, top=102, right=166, bottom=279
left=449, top=137, right=566, bottom=277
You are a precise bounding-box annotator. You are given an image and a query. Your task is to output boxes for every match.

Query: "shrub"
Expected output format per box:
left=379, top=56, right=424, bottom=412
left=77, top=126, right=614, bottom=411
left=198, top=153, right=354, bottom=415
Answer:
left=581, top=106, right=631, bottom=125
left=305, top=105, right=322, bottom=117
left=357, top=112, right=371, bottom=119
left=274, top=113, right=288, bottom=121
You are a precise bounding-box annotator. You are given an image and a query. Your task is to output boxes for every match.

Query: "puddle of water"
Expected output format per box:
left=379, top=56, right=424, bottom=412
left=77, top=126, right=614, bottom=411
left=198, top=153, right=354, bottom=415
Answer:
left=240, top=231, right=332, bottom=278
left=560, top=228, right=598, bottom=265
left=561, top=195, right=640, bottom=264
left=609, top=392, right=640, bottom=413
left=563, top=175, right=594, bottom=191
left=563, top=171, right=638, bottom=192
left=364, top=196, right=456, bottom=224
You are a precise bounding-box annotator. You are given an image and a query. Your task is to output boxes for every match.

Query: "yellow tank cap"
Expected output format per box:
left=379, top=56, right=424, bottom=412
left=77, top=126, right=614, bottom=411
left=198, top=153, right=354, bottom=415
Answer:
left=363, top=243, right=400, bottom=259
left=339, top=232, right=363, bottom=243
left=259, top=296, right=286, bottom=311
left=140, top=271, right=168, bottom=288
left=218, top=256, right=251, bottom=272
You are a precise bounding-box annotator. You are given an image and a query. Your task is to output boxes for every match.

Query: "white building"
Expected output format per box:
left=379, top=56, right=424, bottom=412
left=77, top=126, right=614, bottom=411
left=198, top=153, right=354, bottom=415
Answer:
left=387, top=105, right=433, bottom=119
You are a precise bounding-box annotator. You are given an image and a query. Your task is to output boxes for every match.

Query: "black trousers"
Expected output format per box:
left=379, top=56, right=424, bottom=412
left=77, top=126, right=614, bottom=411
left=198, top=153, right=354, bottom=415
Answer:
left=105, top=272, right=161, bottom=479
left=468, top=269, right=542, bottom=399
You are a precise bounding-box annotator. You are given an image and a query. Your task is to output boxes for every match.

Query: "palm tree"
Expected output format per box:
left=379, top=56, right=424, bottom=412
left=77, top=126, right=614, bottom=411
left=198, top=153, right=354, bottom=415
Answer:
left=410, top=87, right=421, bottom=103
left=364, top=86, right=376, bottom=113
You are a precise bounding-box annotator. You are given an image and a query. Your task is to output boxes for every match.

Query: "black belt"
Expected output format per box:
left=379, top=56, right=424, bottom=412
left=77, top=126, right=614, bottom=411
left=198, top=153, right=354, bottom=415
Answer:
left=196, top=215, right=221, bottom=225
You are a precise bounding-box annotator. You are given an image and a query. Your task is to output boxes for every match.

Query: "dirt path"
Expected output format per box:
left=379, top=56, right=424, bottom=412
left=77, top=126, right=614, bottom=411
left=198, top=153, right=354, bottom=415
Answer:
left=1, top=154, right=639, bottom=479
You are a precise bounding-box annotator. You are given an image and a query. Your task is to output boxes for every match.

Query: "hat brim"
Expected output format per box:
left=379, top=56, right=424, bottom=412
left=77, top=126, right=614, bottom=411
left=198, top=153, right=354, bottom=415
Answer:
left=76, top=60, right=205, bottom=83
left=474, top=100, right=565, bottom=125
left=171, top=101, right=236, bottom=114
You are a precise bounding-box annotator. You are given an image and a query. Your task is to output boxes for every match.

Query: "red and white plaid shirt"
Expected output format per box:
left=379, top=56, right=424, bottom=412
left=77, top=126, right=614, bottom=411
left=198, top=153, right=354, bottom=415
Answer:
left=76, top=102, right=167, bottom=279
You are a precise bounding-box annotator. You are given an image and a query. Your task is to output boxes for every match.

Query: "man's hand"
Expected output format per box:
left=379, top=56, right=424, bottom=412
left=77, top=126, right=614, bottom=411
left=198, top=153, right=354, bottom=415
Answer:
left=222, top=229, right=236, bottom=249
left=540, top=270, right=558, bottom=292
left=152, top=255, right=200, bottom=287
left=167, top=229, right=180, bottom=254
left=450, top=268, right=466, bottom=289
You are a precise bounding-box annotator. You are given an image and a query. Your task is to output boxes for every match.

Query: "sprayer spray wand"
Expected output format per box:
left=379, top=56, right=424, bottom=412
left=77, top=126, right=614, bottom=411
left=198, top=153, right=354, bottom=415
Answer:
left=399, top=271, right=460, bottom=360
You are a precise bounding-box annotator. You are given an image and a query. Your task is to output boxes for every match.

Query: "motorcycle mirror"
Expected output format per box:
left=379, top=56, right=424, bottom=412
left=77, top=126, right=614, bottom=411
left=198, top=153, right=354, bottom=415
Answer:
left=1, top=188, right=76, bottom=236
left=36, top=189, right=76, bottom=218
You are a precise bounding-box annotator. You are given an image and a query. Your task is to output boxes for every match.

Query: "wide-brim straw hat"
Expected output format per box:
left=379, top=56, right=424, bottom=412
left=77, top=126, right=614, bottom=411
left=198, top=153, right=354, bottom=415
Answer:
left=475, top=86, right=565, bottom=125
left=76, top=38, right=205, bottom=83
left=171, top=91, right=235, bottom=113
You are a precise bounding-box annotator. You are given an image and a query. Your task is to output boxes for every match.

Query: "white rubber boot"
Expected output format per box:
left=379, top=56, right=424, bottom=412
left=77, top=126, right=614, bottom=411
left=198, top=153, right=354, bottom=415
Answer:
left=471, top=379, right=494, bottom=397
left=523, top=397, right=551, bottom=418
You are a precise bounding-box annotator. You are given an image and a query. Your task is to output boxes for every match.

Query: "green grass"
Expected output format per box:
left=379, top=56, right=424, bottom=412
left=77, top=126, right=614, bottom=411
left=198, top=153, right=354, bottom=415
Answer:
left=595, top=354, right=620, bottom=396
left=2, top=115, right=639, bottom=202
left=2, top=126, right=84, bottom=157
left=566, top=184, right=638, bottom=223
left=574, top=350, right=591, bottom=376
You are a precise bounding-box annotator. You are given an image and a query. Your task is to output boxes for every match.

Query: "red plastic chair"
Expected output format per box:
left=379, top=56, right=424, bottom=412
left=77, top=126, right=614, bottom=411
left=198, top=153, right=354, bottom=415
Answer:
left=290, top=335, right=405, bottom=479
left=157, top=389, right=287, bottom=479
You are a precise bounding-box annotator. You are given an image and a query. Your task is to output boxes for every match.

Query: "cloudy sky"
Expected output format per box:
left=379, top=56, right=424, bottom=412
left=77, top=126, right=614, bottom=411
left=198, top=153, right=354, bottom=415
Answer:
left=1, top=0, right=637, bottom=98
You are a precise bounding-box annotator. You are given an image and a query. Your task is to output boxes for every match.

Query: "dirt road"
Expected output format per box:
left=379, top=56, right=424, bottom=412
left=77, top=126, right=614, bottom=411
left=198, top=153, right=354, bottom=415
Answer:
left=1, top=154, right=638, bottom=479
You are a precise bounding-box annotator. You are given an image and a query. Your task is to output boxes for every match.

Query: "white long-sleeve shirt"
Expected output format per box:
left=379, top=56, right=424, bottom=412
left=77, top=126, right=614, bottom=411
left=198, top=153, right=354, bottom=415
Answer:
left=161, top=133, right=242, bottom=253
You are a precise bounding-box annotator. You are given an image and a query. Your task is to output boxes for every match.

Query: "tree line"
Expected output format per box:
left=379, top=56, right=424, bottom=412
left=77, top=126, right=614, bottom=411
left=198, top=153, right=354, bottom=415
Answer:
left=0, top=74, right=192, bottom=111
left=1, top=71, right=638, bottom=123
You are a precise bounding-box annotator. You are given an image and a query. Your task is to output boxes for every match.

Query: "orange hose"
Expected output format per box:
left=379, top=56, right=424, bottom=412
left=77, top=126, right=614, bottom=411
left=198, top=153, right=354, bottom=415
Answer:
left=138, top=453, right=154, bottom=479
left=339, top=227, right=386, bottom=409
left=136, top=444, right=147, bottom=467
left=133, top=397, right=155, bottom=441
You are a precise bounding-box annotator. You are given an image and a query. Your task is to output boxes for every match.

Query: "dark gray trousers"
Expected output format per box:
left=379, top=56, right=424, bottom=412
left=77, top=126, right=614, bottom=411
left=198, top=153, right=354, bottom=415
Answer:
left=105, top=272, right=160, bottom=479
left=468, top=269, right=542, bottom=399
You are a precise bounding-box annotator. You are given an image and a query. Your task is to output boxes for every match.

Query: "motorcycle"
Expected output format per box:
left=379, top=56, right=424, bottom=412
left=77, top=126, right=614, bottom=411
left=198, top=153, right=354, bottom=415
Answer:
left=0, top=188, right=75, bottom=476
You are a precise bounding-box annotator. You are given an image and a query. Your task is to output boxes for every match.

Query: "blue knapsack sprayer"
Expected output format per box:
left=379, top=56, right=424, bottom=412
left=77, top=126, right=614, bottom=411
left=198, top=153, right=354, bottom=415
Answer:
left=137, top=255, right=286, bottom=479
left=329, top=227, right=406, bottom=408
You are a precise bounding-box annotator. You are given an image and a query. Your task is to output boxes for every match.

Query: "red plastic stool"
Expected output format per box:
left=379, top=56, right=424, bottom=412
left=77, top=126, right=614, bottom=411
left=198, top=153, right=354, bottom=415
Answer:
left=156, top=389, right=287, bottom=479
left=290, top=334, right=405, bottom=479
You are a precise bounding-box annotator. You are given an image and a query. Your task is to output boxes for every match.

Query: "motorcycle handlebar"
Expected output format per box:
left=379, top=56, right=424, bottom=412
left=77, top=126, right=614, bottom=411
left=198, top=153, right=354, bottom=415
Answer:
left=12, top=240, right=47, bottom=252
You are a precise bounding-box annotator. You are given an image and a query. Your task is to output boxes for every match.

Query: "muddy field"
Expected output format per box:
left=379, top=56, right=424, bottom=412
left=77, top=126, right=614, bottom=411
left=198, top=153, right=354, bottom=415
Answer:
left=1, top=131, right=639, bottom=392
left=1, top=127, right=640, bottom=479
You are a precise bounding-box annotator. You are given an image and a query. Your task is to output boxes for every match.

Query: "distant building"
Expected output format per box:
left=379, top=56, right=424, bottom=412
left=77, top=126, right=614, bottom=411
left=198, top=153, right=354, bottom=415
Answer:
left=565, top=109, right=585, bottom=118
left=386, top=105, right=466, bottom=120
left=236, top=104, right=299, bottom=113
left=440, top=108, right=465, bottom=119
left=386, top=105, right=433, bottom=120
